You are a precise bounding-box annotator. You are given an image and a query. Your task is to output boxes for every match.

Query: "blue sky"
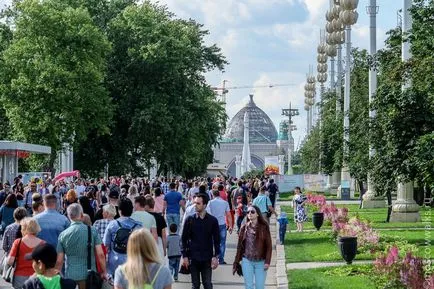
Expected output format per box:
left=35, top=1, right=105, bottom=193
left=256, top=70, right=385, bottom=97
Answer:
left=154, top=0, right=402, bottom=149
left=0, top=0, right=403, bottom=149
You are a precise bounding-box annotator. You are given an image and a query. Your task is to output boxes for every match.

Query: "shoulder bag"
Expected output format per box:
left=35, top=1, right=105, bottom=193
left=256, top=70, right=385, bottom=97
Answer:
left=266, top=197, right=272, bottom=218
left=3, top=238, right=21, bottom=283
left=86, top=226, right=102, bottom=289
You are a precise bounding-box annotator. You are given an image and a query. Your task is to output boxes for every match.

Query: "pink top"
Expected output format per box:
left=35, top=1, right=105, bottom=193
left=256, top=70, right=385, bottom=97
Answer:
left=154, top=195, right=165, bottom=213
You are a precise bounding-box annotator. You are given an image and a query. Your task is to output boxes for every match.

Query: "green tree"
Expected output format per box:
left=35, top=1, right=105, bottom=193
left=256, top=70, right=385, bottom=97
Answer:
left=75, top=1, right=227, bottom=177
left=320, top=91, right=343, bottom=175
left=348, top=48, right=370, bottom=192
left=299, top=124, right=320, bottom=173
left=0, top=0, right=113, bottom=173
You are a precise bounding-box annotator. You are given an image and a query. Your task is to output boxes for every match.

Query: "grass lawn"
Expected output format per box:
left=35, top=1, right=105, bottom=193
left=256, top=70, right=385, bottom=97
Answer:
left=288, top=265, right=376, bottom=289
left=280, top=204, right=434, bottom=231
left=283, top=229, right=434, bottom=262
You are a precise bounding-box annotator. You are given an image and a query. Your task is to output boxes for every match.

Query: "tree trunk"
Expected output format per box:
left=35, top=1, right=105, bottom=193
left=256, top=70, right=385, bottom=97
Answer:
left=386, top=191, right=392, bottom=222
left=358, top=180, right=364, bottom=209
left=48, top=151, right=57, bottom=178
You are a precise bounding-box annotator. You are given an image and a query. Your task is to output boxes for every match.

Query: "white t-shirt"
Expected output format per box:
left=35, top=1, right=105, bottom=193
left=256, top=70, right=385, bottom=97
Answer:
left=131, top=211, right=157, bottom=231
left=207, top=197, right=230, bottom=226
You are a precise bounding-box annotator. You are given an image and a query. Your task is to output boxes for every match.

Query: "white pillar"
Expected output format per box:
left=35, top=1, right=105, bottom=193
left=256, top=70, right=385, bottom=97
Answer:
left=340, top=26, right=352, bottom=199
left=336, top=44, right=342, bottom=115
left=363, top=0, right=385, bottom=208
left=391, top=0, right=420, bottom=222
left=278, top=155, right=285, bottom=175
left=235, top=155, right=241, bottom=178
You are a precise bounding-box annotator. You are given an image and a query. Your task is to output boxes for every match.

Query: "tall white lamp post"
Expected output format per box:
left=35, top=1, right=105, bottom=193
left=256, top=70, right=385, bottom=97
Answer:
left=362, top=0, right=385, bottom=208
left=390, top=0, right=420, bottom=222
left=339, top=0, right=358, bottom=199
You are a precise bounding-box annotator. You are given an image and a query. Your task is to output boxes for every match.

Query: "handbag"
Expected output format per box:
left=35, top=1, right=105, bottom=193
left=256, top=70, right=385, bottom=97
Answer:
left=235, top=262, right=243, bottom=277
left=266, top=197, right=272, bottom=218
left=3, top=238, right=21, bottom=283
left=86, top=226, right=102, bottom=289
left=178, top=264, right=190, bottom=275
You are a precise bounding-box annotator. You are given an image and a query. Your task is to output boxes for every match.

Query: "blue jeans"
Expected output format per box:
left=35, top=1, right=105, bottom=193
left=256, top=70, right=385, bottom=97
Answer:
left=166, top=213, right=180, bottom=231
left=218, top=224, right=227, bottom=263
left=168, top=257, right=180, bottom=280
left=279, top=224, right=287, bottom=245
left=242, top=257, right=267, bottom=289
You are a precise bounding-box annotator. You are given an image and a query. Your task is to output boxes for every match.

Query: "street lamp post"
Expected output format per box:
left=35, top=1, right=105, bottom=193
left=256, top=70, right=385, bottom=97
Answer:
left=282, top=105, right=299, bottom=175
left=362, top=0, right=385, bottom=208
left=339, top=0, right=358, bottom=199
left=390, top=0, right=420, bottom=222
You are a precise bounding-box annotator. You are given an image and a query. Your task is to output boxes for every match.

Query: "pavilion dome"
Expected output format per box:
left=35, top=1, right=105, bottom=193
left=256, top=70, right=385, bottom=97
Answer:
left=222, top=95, right=278, bottom=143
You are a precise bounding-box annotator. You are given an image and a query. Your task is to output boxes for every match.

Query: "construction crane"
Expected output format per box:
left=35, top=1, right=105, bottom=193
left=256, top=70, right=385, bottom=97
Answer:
left=211, top=80, right=297, bottom=104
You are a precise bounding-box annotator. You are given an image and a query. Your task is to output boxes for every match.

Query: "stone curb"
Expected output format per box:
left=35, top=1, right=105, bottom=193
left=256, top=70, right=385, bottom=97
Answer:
left=274, top=204, right=288, bottom=289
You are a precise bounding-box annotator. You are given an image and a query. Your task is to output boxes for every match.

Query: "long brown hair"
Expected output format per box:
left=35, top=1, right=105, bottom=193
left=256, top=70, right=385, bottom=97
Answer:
left=248, top=205, right=268, bottom=227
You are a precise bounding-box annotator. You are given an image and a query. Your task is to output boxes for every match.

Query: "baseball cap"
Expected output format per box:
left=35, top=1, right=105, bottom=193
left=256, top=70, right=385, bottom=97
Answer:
left=24, top=243, right=57, bottom=268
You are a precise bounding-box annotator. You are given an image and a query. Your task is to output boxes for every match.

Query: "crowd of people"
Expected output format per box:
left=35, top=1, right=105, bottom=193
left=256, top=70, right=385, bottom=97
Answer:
left=0, top=174, right=282, bottom=289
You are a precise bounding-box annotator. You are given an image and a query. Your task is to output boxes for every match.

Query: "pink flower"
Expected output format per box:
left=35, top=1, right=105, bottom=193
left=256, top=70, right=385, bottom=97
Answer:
left=385, top=246, right=399, bottom=265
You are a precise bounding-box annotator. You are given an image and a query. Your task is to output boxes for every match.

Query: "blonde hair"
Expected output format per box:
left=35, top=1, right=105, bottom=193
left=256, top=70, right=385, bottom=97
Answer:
left=21, top=217, right=41, bottom=235
left=123, top=229, right=161, bottom=288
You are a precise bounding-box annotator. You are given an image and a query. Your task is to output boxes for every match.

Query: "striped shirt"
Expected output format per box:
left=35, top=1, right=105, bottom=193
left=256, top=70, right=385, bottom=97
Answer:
left=57, top=221, right=102, bottom=281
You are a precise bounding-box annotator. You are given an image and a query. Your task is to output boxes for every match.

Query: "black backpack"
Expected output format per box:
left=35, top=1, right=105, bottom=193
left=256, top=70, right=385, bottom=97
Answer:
left=113, top=220, right=138, bottom=254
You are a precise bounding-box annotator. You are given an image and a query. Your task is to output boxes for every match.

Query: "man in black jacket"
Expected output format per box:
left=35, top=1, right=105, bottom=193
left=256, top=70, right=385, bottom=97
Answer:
left=182, top=193, right=220, bottom=289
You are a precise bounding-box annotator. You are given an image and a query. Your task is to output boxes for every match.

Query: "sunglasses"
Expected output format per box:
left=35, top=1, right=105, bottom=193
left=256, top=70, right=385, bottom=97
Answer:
left=247, top=210, right=256, bottom=215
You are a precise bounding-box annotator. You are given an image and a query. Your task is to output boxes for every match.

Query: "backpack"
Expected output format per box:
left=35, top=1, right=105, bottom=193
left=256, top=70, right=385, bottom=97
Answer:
left=113, top=220, right=138, bottom=254
left=121, top=265, right=163, bottom=289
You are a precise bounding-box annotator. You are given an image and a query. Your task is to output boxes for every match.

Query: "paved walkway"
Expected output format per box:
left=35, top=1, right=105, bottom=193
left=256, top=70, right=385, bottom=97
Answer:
left=0, top=221, right=279, bottom=289
left=286, top=260, right=372, bottom=270
left=173, top=219, right=278, bottom=289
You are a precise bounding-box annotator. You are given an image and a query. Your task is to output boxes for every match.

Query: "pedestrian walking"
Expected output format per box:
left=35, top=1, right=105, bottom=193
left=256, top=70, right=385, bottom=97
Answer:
left=252, top=187, right=277, bottom=223
left=22, top=243, right=76, bottom=289
left=163, top=183, right=184, bottom=231
left=7, top=217, right=45, bottom=289
left=181, top=194, right=220, bottom=289
left=114, top=228, right=172, bottom=289
left=233, top=205, right=272, bottom=289
left=56, top=204, right=107, bottom=289
left=34, top=194, right=70, bottom=247
left=266, top=179, right=278, bottom=208
left=166, top=224, right=181, bottom=281
left=207, top=190, right=232, bottom=264
left=104, top=198, right=142, bottom=276
left=0, top=194, right=19, bottom=235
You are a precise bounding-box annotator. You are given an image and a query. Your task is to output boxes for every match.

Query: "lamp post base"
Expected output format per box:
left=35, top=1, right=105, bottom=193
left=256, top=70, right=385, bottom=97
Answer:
left=362, top=199, right=386, bottom=209
left=390, top=211, right=421, bottom=223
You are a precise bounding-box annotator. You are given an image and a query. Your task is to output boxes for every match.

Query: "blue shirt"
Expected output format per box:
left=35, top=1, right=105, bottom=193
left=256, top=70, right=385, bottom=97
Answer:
left=103, top=217, right=142, bottom=275
left=252, top=194, right=272, bottom=214
left=35, top=209, right=70, bottom=247
left=164, top=190, right=182, bottom=215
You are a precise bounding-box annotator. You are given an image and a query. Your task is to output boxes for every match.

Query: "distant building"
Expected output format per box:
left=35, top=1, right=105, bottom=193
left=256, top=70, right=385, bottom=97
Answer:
left=209, top=95, right=287, bottom=177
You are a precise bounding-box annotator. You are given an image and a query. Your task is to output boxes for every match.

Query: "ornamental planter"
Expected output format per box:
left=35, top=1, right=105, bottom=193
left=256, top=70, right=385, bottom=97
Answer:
left=312, top=212, right=324, bottom=231
left=338, top=236, right=357, bottom=264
